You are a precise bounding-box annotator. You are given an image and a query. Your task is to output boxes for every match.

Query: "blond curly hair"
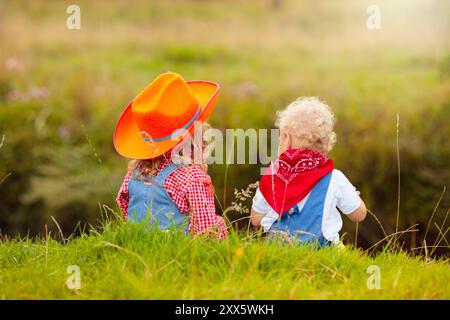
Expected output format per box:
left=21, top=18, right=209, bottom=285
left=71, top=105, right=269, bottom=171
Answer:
left=275, top=97, right=336, bottom=154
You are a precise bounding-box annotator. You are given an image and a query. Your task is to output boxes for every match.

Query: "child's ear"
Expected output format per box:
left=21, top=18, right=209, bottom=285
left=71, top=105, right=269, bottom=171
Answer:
left=278, top=129, right=291, bottom=154
left=283, top=131, right=291, bottom=149
left=287, top=133, right=292, bottom=148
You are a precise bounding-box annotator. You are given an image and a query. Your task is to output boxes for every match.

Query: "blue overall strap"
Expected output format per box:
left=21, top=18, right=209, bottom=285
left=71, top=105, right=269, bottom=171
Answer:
left=270, top=172, right=332, bottom=246
left=294, top=172, right=332, bottom=245
left=145, top=162, right=184, bottom=185
left=128, top=162, right=189, bottom=231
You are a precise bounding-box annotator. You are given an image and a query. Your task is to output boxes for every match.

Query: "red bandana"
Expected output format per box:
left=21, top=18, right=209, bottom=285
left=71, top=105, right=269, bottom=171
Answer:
left=259, top=148, right=334, bottom=216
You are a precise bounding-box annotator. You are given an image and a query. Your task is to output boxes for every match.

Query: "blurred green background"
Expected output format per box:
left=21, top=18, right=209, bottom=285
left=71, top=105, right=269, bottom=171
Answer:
left=0, top=0, right=449, bottom=248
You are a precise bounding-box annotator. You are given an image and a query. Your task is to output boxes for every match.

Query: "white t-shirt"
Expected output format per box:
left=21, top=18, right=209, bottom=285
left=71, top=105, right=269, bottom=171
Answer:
left=252, top=169, right=361, bottom=244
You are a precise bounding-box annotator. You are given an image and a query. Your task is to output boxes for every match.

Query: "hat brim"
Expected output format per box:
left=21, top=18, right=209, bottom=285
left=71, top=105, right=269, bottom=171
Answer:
left=114, top=80, right=219, bottom=160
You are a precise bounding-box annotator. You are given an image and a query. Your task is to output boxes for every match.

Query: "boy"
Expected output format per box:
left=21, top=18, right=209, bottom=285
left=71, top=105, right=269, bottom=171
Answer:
left=251, top=97, right=366, bottom=245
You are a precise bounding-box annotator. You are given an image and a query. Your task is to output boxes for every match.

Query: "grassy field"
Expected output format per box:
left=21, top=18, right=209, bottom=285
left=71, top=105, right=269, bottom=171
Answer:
left=0, top=216, right=449, bottom=300
left=0, top=0, right=449, bottom=300
left=1, top=0, right=449, bottom=242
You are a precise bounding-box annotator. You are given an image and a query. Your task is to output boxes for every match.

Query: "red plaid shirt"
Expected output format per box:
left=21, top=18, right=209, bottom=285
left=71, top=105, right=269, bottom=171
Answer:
left=116, top=157, right=227, bottom=239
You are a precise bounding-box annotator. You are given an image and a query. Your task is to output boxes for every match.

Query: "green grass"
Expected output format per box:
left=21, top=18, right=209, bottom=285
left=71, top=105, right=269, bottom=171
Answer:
left=0, top=0, right=449, bottom=299
left=1, top=0, right=449, bottom=240
left=1, top=217, right=449, bottom=299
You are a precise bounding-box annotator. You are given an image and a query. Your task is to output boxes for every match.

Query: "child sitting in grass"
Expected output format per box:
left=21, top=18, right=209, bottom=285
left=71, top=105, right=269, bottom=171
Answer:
left=114, top=72, right=226, bottom=239
left=250, top=97, right=366, bottom=245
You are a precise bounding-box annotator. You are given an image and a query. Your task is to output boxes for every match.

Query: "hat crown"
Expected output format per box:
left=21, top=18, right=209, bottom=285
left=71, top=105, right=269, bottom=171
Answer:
left=132, top=72, right=199, bottom=141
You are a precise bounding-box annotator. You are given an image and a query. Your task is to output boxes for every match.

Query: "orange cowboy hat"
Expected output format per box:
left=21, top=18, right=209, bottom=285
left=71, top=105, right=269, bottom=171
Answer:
left=114, top=72, right=220, bottom=159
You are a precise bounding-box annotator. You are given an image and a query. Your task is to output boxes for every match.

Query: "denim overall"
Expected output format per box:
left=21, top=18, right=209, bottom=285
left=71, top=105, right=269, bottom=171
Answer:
left=269, top=173, right=332, bottom=246
left=128, top=163, right=189, bottom=231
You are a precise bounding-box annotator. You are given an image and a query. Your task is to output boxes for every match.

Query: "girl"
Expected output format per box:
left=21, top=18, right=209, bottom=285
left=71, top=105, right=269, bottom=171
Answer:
left=114, top=72, right=226, bottom=239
